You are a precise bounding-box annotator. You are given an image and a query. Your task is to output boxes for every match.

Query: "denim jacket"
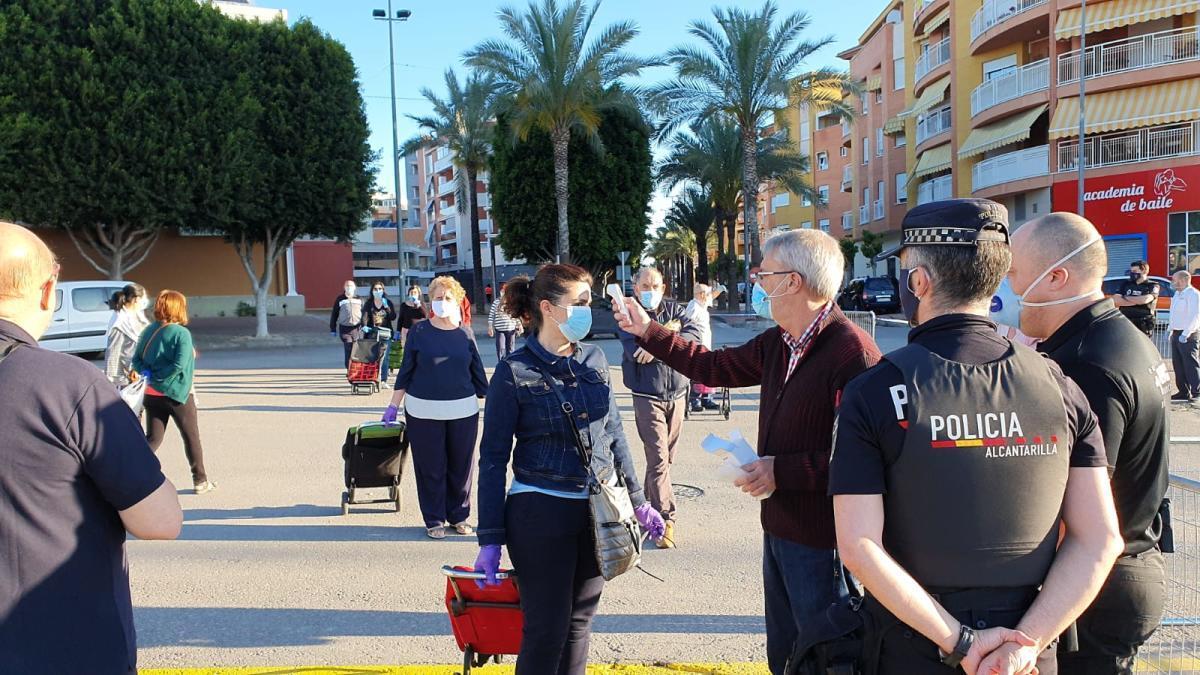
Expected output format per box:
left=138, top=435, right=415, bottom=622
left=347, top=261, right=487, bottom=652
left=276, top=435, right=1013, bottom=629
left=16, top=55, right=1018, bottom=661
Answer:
left=477, top=335, right=646, bottom=546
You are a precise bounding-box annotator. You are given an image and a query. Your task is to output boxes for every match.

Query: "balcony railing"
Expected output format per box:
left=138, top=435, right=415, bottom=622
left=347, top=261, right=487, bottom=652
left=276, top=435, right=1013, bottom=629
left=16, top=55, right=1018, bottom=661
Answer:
left=970, top=59, right=1049, bottom=116
left=842, top=211, right=854, bottom=230
left=1059, top=26, right=1200, bottom=85
left=916, top=106, right=953, bottom=145
left=842, top=120, right=851, bottom=138
left=438, top=175, right=456, bottom=197
left=434, top=152, right=454, bottom=174
left=917, top=174, right=953, bottom=205
left=873, top=199, right=885, bottom=220
left=915, top=37, right=952, bottom=83
left=859, top=204, right=870, bottom=225
left=971, top=0, right=1047, bottom=42
left=841, top=165, right=853, bottom=191
left=1057, top=121, right=1200, bottom=172
left=972, top=145, right=1049, bottom=191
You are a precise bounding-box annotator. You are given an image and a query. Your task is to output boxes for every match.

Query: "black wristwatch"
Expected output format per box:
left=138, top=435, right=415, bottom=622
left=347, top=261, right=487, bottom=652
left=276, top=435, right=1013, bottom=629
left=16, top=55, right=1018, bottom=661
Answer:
left=938, top=624, right=976, bottom=668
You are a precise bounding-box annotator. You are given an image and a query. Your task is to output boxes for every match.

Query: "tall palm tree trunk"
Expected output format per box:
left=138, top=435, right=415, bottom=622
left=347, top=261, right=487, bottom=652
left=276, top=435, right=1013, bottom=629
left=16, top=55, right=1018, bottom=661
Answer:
left=466, top=166, right=486, bottom=312
left=741, top=128, right=762, bottom=270
left=724, top=212, right=739, bottom=311
left=551, top=127, right=571, bottom=264
left=689, top=224, right=711, bottom=284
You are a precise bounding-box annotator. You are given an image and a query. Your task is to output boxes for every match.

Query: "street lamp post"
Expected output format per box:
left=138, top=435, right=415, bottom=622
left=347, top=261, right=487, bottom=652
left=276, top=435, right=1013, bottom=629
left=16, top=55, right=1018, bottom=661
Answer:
left=372, top=5, right=411, bottom=294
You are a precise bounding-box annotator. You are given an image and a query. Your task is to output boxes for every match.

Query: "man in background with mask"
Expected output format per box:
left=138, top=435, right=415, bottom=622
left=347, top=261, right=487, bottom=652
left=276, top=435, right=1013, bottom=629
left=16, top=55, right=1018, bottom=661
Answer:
left=1114, top=260, right=1159, bottom=336
left=614, top=230, right=880, bottom=673
left=330, top=279, right=364, bottom=369
left=617, top=266, right=700, bottom=549
left=831, top=199, right=1122, bottom=674
left=1167, top=269, right=1200, bottom=403
left=1009, top=212, right=1169, bottom=674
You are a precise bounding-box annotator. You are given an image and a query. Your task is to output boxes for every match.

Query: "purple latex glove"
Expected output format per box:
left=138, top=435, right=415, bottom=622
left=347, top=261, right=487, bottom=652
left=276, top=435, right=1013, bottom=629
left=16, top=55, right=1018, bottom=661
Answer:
left=381, top=404, right=399, bottom=425
left=634, top=503, right=666, bottom=540
left=474, top=544, right=502, bottom=589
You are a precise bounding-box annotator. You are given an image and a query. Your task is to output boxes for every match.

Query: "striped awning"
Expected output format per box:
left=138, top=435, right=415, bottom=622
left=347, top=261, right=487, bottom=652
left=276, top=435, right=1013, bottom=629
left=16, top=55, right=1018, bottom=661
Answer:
left=901, top=75, right=950, bottom=118
left=1049, top=79, right=1200, bottom=138
left=921, top=8, right=951, bottom=36
left=911, top=144, right=953, bottom=180
left=884, top=115, right=906, bottom=134
left=958, top=105, right=1048, bottom=158
left=1055, top=0, right=1200, bottom=39
left=865, top=75, right=883, bottom=91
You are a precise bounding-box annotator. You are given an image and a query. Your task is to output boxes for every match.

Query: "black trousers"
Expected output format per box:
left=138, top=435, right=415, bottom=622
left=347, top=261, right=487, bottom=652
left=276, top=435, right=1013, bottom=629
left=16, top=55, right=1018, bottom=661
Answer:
left=863, top=588, right=1056, bottom=675
left=405, top=413, right=477, bottom=529
left=1171, top=331, right=1200, bottom=397
left=1059, top=549, right=1166, bottom=675
left=338, top=325, right=361, bottom=369
left=505, top=492, right=604, bottom=675
left=144, top=393, right=208, bottom=484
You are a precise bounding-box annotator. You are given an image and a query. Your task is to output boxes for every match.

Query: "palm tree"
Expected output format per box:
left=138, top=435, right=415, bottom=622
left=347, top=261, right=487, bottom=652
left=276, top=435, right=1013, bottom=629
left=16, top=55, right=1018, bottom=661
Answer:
left=647, top=221, right=697, bottom=298
left=465, top=0, right=655, bottom=264
left=650, top=1, right=855, bottom=271
left=656, top=116, right=817, bottom=309
left=404, top=69, right=499, bottom=310
left=665, top=187, right=716, bottom=285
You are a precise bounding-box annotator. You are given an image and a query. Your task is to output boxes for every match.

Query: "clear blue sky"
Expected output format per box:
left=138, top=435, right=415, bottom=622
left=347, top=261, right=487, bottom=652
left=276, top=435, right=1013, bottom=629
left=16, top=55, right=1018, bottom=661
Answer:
left=278, top=0, right=886, bottom=216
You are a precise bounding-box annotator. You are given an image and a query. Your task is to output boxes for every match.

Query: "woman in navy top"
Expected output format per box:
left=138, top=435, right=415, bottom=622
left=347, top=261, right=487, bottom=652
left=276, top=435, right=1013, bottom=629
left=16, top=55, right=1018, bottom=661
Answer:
left=472, top=264, right=664, bottom=672
left=383, top=276, right=487, bottom=539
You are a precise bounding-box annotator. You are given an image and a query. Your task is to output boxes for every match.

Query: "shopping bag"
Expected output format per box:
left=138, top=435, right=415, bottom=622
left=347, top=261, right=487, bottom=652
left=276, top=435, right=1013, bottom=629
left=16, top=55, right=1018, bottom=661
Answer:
left=120, top=376, right=147, bottom=416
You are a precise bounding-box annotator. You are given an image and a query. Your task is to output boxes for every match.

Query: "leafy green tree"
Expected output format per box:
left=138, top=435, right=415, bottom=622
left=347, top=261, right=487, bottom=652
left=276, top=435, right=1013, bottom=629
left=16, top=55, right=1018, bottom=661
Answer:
left=860, top=230, right=884, bottom=275
left=839, top=236, right=858, bottom=282
left=213, top=18, right=375, bottom=337
left=489, top=107, right=652, bottom=277
left=0, top=0, right=224, bottom=278
left=404, top=69, right=500, bottom=310
left=465, top=0, right=654, bottom=264
left=650, top=1, right=855, bottom=273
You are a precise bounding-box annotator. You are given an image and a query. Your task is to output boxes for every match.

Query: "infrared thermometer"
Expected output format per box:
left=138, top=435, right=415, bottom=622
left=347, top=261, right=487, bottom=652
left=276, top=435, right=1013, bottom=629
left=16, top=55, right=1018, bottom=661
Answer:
left=606, top=283, right=628, bottom=322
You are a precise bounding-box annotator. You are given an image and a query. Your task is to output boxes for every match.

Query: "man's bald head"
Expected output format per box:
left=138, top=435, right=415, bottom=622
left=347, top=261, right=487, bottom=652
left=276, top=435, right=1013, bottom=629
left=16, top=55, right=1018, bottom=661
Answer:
left=0, top=221, right=56, bottom=303
left=1014, top=212, right=1108, bottom=286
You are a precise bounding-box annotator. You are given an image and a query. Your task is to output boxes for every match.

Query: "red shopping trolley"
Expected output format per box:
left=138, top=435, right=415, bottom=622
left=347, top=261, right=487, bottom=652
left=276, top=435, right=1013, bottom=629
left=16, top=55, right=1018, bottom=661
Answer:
left=442, top=565, right=522, bottom=674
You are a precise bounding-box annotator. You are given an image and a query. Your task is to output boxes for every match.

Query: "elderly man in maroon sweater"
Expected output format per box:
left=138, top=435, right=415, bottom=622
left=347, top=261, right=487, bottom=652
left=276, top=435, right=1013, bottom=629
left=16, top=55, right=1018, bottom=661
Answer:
left=616, top=229, right=881, bottom=673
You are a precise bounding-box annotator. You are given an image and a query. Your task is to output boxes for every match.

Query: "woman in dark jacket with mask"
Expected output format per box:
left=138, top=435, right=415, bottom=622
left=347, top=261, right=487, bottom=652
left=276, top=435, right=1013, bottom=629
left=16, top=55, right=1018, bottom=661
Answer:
left=361, top=281, right=398, bottom=383
left=472, top=264, right=664, bottom=673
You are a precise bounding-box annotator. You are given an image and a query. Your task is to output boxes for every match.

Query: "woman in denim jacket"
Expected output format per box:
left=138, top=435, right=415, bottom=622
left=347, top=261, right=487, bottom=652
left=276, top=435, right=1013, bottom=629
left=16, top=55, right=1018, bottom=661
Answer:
left=473, top=264, right=664, bottom=673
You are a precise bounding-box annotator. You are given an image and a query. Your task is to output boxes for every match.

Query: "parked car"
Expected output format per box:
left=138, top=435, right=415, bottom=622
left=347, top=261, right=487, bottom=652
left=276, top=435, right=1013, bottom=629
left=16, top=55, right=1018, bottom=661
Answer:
left=40, top=280, right=130, bottom=357
left=587, top=292, right=621, bottom=339
left=1101, top=274, right=1175, bottom=321
left=838, top=276, right=900, bottom=314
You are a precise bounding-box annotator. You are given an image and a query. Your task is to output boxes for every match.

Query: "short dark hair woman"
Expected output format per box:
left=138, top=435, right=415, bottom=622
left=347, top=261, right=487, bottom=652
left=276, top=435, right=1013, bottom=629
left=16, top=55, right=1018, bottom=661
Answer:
left=105, top=283, right=149, bottom=387
left=473, top=264, right=664, bottom=672
left=133, top=290, right=213, bottom=494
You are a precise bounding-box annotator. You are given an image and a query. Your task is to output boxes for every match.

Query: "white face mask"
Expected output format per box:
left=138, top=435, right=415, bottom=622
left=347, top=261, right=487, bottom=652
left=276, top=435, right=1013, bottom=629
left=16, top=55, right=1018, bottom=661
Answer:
left=344, top=287, right=356, bottom=297
left=1017, top=237, right=1102, bottom=308
left=431, top=299, right=461, bottom=324
left=137, top=297, right=149, bottom=311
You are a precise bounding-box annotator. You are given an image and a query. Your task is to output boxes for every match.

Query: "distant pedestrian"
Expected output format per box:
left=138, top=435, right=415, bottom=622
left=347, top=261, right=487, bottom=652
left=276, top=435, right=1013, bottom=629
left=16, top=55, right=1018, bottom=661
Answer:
left=1167, top=270, right=1200, bottom=402
left=0, top=221, right=182, bottom=675
left=105, top=282, right=150, bottom=388
left=382, top=275, right=487, bottom=539
left=684, top=282, right=722, bottom=412
left=1114, top=260, right=1159, bottom=336
left=617, top=266, right=700, bottom=549
left=474, top=264, right=664, bottom=673
left=362, top=282, right=398, bottom=384
left=398, top=284, right=427, bottom=345
left=329, top=280, right=363, bottom=368
left=487, top=282, right=521, bottom=361
left=133, top=290, right=215, bottom=495
left=485, top=283, right=494, bottom=304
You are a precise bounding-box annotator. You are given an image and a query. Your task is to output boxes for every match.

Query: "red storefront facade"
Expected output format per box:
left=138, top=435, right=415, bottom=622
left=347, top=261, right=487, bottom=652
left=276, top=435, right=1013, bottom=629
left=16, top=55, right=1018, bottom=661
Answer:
left=1052, top=164, right=1200, bottom=280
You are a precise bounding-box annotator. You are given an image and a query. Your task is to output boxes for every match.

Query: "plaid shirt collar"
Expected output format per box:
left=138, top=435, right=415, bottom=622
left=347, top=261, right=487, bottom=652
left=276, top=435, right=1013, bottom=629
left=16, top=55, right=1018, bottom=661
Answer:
left=781, top=302, right=834, bottom=382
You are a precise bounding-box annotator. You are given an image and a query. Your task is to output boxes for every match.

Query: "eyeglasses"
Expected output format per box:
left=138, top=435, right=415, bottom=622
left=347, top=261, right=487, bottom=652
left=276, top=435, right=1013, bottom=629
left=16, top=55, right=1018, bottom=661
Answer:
left=756, top=270, right=802, bottom=280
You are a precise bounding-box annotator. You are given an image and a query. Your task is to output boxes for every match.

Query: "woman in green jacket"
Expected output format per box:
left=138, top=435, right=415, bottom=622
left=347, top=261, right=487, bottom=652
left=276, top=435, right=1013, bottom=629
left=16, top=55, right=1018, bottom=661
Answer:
left=133, top=289, right=213, bottom=494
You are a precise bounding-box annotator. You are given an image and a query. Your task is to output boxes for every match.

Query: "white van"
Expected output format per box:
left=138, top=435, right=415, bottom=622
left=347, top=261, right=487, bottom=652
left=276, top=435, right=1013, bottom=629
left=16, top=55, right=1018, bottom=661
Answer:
left=40, top=280, right=131, bottom=356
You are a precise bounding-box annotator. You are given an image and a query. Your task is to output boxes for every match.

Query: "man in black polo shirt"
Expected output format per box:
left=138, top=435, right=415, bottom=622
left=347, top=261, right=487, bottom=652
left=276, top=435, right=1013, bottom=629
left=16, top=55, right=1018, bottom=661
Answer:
left=830, top=199, right=1124, bottom=674
left=1114, top=260, right=1159, bottom=336
left=1010, top=213, right=1170, bottom=675
left=0, top=222, right=183, bottom=674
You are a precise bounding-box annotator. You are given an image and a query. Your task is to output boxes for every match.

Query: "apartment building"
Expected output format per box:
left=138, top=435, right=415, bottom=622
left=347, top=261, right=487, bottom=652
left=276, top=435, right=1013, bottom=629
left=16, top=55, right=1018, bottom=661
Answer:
left=904, top=0, right=1200, bottom=276
left=404, top=144, right=529, bottom=295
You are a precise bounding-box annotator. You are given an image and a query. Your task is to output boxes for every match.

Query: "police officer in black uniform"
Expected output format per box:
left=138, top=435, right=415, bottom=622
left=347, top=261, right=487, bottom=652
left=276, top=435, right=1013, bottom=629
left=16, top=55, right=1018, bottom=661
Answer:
left=1114, top=260, right=1159, bottom=336
left=1009, top=213, right=1170, bottom=675
left=829, top=199, right=1124, bottom=675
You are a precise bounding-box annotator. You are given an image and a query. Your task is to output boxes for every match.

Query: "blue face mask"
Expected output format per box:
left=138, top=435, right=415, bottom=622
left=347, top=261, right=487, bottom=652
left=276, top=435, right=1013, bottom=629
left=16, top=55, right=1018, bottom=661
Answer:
left=639, top=290, right=663, bottom=310
left=751, top=282, right=778, bottom=320
left=372, top=290, right=384, bottom=300
left=989, top=277, right=1021, bottom=329
left=554, top=304, right=592, bottom=343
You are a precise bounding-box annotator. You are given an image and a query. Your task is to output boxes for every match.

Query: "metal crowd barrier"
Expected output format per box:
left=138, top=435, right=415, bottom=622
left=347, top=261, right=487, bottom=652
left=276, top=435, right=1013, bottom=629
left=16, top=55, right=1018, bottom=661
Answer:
left=1153, top=320, right=1174, bottom=360
left=842, top=310, right=877, bottom=340
left=1136, top=439, right=1199, bottom=674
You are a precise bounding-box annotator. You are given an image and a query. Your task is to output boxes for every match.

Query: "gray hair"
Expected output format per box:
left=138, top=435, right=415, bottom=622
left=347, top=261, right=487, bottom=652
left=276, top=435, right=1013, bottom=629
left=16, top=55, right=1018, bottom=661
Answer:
left=635, top=266, right=663, bottom=285
left=762, top=229, right=844, bottom=301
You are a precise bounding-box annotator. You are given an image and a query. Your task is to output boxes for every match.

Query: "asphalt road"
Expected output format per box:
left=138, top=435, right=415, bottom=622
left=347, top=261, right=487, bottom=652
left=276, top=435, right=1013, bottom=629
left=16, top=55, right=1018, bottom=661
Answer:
left=127, top=320, right=1200, bottom=669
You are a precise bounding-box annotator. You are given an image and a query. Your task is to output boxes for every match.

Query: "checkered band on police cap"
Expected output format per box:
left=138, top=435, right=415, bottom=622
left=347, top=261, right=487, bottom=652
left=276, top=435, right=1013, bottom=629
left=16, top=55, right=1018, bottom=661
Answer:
left=874, top=198, right=1009, bottom=261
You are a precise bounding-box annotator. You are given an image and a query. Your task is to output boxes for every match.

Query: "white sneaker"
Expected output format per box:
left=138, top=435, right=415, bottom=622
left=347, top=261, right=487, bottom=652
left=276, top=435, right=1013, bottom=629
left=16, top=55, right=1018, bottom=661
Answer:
left=194, top=481, right=216, bottom=495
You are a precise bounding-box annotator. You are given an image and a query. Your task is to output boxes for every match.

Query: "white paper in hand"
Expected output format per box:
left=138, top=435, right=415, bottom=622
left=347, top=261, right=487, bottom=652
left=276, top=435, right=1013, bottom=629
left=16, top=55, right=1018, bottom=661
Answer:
left=701, top=431, right=772, bottom=500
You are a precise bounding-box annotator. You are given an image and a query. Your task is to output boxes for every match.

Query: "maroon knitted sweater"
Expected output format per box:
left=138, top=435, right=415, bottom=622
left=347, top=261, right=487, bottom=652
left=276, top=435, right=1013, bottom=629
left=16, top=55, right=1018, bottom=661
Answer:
left=638, top=307, right=881, bottom=549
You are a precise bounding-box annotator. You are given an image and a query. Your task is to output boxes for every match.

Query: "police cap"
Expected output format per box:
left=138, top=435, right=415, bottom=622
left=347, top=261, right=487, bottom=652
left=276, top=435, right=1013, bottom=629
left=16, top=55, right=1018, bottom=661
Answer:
left=875, top=198, right=1009, bottom=262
